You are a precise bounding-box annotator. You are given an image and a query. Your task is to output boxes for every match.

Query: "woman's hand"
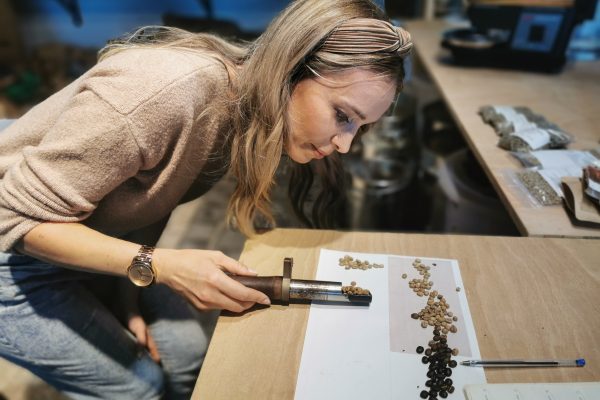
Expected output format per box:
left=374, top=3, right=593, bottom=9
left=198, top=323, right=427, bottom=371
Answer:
left=127, top=313, right=161, bottom=363
left=153, top=249, right=270, bottom=313
left=114, top=281, right=161, bottom=363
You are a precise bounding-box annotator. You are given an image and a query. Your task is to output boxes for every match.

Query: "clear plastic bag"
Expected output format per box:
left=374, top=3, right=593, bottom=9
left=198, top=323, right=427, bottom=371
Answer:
left=511, top=149, right=600, bottom=169
left=479, top=106, right=572, bottom=152
left=514, top=170, right=562, bottom=206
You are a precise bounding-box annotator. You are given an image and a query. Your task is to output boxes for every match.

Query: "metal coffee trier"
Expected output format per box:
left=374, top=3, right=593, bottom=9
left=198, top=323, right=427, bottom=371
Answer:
left=228, top=257, right=372, bottom=305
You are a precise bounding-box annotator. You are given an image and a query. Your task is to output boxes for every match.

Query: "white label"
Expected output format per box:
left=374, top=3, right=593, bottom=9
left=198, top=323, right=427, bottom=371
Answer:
left=539, top=167, right=583, bottom=198
left=493, top=106, right=537, bottom=131
left=533, top=150, right=598, bottom=169
left=512, top=128, right=551, bottom=150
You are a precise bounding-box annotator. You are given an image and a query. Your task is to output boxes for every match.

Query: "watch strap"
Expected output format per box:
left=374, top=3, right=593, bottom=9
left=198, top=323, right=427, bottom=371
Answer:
left=136, top=245, right=155, bottom=264
left=132, top=245, right=157, bottom=284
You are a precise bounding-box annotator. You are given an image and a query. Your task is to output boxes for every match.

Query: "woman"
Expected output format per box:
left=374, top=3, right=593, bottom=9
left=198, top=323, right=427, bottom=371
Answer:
left=0, top=0, right=411, bottom=398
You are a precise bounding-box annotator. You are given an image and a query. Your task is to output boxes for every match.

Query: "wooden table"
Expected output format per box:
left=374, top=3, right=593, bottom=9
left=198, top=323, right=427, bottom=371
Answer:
left=405, top=20, right=600, bottom=238
left=192, top=229, right=600, bottom=399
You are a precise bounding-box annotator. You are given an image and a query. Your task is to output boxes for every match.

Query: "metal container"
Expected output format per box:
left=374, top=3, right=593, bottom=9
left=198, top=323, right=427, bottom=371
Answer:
left=345, top=95, right=419, bottom=229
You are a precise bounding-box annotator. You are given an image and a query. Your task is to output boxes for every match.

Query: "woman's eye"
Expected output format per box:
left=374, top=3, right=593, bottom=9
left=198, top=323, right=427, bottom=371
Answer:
left=335, top=109, right=351, bottom=125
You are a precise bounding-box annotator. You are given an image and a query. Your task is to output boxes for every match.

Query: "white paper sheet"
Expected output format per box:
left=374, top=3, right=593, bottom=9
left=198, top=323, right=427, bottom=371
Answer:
left=294, top=249, right=486, bottom=400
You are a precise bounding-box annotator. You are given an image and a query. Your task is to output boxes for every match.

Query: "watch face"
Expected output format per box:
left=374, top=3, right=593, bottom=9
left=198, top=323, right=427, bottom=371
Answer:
left=128, top=262, right=155, bottom=287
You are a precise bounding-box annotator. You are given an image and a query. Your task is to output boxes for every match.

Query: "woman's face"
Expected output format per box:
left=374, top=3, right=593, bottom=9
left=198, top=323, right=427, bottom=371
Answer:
left=286, top=68, right=396, bottom=164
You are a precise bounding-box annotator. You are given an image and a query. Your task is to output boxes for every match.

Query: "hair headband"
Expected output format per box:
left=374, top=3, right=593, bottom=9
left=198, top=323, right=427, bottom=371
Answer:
left=320, top=18, right=413, bottom=58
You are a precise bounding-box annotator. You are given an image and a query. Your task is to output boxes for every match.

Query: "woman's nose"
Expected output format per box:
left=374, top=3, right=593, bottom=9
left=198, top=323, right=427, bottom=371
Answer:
left=331, top=132, right=354, bottom=154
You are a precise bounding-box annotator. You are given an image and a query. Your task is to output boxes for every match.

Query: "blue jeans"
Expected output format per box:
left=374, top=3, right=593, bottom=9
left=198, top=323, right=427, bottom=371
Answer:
left=0, top=252, right=218, bottom=399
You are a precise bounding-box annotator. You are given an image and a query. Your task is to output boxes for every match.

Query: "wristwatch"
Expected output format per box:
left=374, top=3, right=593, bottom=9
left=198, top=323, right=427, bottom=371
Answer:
left=127, top=245, right=157, bottom=287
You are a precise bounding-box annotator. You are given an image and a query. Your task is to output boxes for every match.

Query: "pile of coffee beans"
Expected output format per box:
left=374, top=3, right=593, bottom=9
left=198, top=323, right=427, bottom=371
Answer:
left=406, top=258, right=460, bottom=399
left=338, top=255, right=384, bottom=270
left=342, top=281, right=370, bottom=296
left=407, top=259, right=433, bottom=296
left=417, top=329, right=457, bottom=399
left=410, top=291, right=459, bottom=334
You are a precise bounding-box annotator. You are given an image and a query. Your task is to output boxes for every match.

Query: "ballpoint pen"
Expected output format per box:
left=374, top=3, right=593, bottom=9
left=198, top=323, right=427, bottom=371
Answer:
left=460, top=359, right=586, bottom=368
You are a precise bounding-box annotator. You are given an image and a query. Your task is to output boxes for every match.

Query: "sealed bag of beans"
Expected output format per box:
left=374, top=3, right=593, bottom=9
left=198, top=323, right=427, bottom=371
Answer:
left=479, top=105, right=572, bottom=152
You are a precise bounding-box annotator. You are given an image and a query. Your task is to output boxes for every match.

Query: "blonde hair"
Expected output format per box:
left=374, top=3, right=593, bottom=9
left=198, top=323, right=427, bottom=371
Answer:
left=98, top=0, right=412, bottom=236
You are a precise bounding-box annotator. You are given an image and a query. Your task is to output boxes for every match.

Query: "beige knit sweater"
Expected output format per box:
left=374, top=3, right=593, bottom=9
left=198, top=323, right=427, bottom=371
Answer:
left=0, top=47, right=233, bottom=251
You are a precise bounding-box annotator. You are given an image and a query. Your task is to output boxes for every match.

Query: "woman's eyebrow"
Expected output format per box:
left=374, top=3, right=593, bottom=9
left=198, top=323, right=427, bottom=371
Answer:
left=341, top=100, right=366, bottom=121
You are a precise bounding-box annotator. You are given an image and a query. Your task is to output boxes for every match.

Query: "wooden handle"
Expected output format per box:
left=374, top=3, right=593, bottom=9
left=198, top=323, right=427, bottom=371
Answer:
left=229, top=275, right=283, bottom=301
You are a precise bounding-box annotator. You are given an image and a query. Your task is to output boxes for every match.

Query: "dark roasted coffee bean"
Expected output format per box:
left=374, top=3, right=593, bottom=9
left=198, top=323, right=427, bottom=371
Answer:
left=439, top=391, right=448, bottom=398
left=444, top=378, right=453, bottom=386
left=412, top=313, right=420, bottom=319
left=425, top=348, right=432, bottom=356
left=449, top=360, right=457, bottom=368
left=420, top=390, right=429, bottom=399
left=448, top=386, right=455, bottom=394
left=416, top=346, right=424, bottom=354
left=425, top=380, right=432, bottom=387
left=427, top=370, right=435, bottom=378
left=444, top=368, right=452, bottom=377
left=422, top=356, right=429, bottom=364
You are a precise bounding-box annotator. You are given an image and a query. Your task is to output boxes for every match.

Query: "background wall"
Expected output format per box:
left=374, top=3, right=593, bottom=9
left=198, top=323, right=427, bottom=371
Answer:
left=13, top=0, right=290, bottom=49
left=13, top=0, right=387, bottom=49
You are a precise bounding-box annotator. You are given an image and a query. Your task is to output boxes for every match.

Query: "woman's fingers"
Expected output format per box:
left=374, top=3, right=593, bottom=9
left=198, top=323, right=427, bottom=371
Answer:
left=214, top=251, right=257, bottom=276
left=180, top=277, right=261, bottom=312
left=128, top=315, right=148, bottom=346
left=210, top=269, right=270, bottom=306
left=210, top=252, right=270, bottom=306
left=128, top=315, right=160, bottom=362
left=202, top=290, right=257, bottom=313
left=146, top=330, right=161, bottom=363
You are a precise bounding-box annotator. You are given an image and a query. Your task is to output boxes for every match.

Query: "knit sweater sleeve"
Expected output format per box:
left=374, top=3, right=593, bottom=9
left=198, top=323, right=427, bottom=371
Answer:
left=0, top=89, right=143, bottom=251
left=0, top=48, right=226, bottom=252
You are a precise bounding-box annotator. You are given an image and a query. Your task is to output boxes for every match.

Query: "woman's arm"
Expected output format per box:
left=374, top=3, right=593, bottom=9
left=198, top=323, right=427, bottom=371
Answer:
left=16, top=222, right=270, bottom=312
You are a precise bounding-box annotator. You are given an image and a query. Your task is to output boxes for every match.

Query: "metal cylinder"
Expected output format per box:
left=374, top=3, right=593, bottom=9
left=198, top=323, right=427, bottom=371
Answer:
left=289, top=279, right=348, bottom=302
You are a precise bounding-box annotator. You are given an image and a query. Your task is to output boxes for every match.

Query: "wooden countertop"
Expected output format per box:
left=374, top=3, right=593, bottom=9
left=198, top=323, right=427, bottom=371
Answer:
left=405, top=20, right=600, bottom=238
left=192, top=229, right=600, bottom=399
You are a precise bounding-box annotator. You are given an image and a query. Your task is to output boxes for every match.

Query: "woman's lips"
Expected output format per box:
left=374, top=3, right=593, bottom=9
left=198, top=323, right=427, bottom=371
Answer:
left=311, top=144, right=325, bottom=159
